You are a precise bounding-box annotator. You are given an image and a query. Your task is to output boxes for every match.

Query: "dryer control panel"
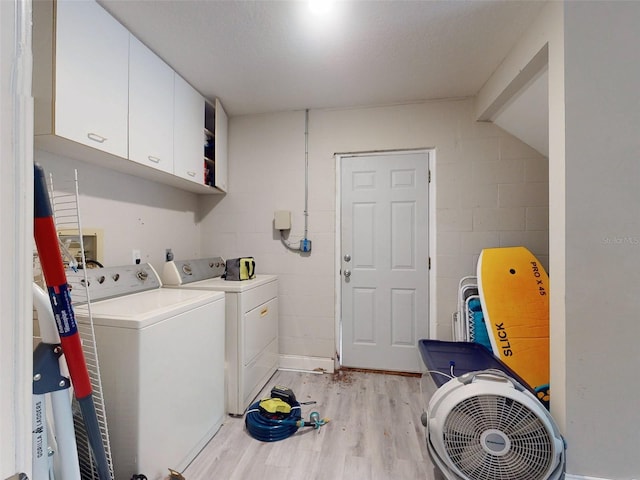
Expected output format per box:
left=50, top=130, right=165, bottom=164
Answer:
left=162, top=257, right=225, bottom=285
left=66, top=263, right=161, bottom=303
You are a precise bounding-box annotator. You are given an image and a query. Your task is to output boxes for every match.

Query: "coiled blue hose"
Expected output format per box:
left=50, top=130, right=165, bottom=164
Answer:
left=245, top=400, right=302, bottom=442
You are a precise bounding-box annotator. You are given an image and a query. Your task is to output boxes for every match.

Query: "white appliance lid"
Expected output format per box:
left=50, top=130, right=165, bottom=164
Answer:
left=164, top=274, right=277, bottom=292
left=74, top=288, right=224, bottom=329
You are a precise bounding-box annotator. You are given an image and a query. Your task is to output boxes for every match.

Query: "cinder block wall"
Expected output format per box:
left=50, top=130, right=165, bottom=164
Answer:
left=199, top=98, right=548, bottom=359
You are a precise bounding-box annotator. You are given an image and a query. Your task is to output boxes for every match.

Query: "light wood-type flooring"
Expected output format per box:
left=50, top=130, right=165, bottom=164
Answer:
left=183, top=369, right=441, bottom=480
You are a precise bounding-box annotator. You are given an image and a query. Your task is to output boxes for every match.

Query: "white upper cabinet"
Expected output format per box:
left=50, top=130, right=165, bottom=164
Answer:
left=129, top=35, right=174, bottom=174
left=33, top=0, right=227, bottom=194
left=174, top=74, right=205, bottom=184
left=52, top=0, right=129, bottom=158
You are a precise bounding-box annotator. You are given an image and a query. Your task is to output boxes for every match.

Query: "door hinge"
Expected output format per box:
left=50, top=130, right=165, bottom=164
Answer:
left=428, top=170, right=431, bottom=183
left=428, top=257, right=431, bottom=270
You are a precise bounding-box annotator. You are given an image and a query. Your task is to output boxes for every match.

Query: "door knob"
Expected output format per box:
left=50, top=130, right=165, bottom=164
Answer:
left=344, top=254, right=351, bottom=262
left=344, top=269, right=351, bottom=278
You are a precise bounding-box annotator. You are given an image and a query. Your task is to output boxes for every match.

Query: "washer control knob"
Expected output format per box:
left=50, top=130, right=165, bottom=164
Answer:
left=136, top=270, right=149, bottom=281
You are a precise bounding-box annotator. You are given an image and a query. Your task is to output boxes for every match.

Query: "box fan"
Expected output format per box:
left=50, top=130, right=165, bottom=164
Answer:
left=424, top=370, right=565, bottom=480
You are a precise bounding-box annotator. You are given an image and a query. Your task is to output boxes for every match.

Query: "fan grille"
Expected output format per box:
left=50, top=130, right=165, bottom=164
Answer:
left=442, top=394, right=554, bottom=480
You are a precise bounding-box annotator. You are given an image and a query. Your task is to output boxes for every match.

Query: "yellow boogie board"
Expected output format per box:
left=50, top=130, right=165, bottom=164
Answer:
left=477, top=246, right=550, bottom=404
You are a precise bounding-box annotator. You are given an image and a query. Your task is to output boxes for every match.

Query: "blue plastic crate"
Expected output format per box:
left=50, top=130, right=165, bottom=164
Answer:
left=418, top=339, right=533, bottom=392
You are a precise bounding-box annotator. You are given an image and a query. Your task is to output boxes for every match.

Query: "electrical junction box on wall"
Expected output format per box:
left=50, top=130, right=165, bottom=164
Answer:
left=274, top=210, right=291, bottom=230
left=58, top=228, right=104, bottom=266
left=300, top=239, right=312, bottom=252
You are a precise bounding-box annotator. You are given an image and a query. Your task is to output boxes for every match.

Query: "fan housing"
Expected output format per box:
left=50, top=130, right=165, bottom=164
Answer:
left=427, top=370, right=565, bottom=480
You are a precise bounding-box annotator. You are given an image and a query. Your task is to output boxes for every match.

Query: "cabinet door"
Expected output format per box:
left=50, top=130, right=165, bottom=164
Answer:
left=174, top=74, right=205, bottom=184
left=129, top=35, right=174, bottom=173
left=214, top=99, right=228, bottom=192
left=54, top=0, right=129, bottom=158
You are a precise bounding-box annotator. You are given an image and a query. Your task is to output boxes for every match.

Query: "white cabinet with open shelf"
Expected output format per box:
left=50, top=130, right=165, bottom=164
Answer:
left=33, top=0, right=228, bottom=195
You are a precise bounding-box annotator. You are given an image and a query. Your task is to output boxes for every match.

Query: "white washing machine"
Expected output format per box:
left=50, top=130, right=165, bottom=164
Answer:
left=162, top=257, right=278, bottom=415
left=70, top=264, right=225, bottom=480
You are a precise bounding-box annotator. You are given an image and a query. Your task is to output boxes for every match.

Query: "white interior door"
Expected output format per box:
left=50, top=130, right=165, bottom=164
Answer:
left=340, top=151, right=429, bottom=372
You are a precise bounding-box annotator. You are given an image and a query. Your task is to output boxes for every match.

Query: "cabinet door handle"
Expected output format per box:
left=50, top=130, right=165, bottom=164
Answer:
left=148, top=156, right=161, bottom=163
left=260, top=307, right=268, bottom=317
left=187, top=171, right=196, bottom=177
left=87, top=132, right=107, bottom=143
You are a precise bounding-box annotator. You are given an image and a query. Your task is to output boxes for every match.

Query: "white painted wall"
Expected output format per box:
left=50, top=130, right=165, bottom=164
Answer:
left=492, top=66, right=549, bottom=158
left=478, top=1, right=640, bottom=476
left=199, top=99, right=549, bottom=363
left=564, top=2, right=640, bottom=477
left=36, top=150, right=201, bottom=272
left=476, top=0, right=569, bottom=442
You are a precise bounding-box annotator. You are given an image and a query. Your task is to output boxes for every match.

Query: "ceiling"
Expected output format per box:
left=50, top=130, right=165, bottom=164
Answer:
left=98, top=0, right=547, bottom=118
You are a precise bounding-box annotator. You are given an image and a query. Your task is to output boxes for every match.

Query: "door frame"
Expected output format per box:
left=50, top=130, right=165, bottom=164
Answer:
left=1, top=0, right=34, bottom=477
left=334, top=149, right=437, bottom=372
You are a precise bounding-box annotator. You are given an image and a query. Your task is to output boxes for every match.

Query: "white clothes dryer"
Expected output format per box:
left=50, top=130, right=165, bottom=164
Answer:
left=70, top=264, right=225, bottom=480
left=162, top=257, right=278, bottom=415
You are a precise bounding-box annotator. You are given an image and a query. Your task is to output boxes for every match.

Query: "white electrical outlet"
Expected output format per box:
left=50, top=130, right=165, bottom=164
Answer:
left=132, top=249, right=141, bottom=264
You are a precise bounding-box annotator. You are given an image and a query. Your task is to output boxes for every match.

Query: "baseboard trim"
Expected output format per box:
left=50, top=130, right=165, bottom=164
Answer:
left=278, top=354, right=335, bottom=374
left=340, top=366, right=422, bottom=377
left=565, top=474, right=615, bottom=480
